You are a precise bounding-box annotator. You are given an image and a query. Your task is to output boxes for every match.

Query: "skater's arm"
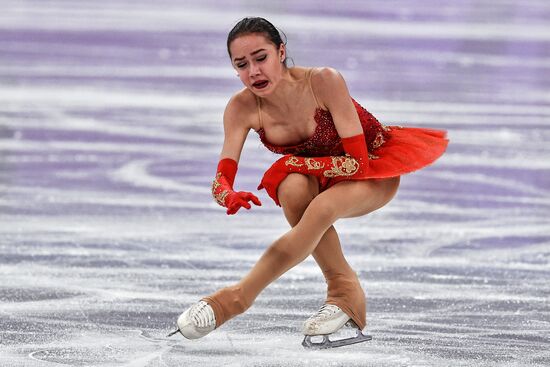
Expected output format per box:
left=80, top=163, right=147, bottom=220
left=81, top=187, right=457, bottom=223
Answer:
left=311, top=67, right=369, bottom=168
left=312, top=67, right=363, bottom=139
left=219, top=94, right=253, bottom=163
left=212, top=93, right=261, bottom=215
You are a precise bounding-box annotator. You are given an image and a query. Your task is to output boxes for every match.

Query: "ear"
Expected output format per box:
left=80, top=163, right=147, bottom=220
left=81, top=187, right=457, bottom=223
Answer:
left=279, top=44, right=286, bottom=62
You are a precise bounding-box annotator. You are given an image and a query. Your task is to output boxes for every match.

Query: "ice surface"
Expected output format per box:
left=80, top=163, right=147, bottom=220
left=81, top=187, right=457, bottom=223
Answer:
left=1, top=0, right=549, bottom=366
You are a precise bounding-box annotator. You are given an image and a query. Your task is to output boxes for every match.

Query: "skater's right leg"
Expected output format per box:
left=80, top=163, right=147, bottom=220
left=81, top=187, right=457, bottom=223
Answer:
left=278, top=174, right=366, bottom=332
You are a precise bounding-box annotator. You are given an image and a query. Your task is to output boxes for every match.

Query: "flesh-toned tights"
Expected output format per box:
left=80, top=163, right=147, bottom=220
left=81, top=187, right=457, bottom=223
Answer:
left=203, top=174, right=400, bottom=330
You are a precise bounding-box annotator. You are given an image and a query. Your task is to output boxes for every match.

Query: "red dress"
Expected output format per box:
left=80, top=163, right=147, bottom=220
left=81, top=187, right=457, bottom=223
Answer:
left=256, top=98, right=448, bottom=201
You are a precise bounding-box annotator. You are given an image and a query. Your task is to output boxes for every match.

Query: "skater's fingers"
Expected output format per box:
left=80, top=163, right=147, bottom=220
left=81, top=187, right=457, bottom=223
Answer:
left=244, top=192, right=262, bottom=206
left=234, top=194, right=253, bottom=210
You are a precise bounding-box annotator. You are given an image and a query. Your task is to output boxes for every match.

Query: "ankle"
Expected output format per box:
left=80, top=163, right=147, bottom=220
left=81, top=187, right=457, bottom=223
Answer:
left=323, top=269, right=358, bottom=283
left=203, top=284, right=252, bottom=328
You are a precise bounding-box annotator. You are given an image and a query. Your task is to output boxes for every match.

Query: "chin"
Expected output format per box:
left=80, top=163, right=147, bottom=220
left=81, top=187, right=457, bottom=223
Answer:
left=254, top=89, right=272, bottom=97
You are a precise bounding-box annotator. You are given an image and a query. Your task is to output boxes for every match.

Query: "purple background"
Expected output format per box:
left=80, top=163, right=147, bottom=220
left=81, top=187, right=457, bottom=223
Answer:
left=1, top=1, right=549, bottom=366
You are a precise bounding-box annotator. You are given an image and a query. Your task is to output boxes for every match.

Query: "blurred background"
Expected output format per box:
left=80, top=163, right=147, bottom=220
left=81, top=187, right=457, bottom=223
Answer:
left=1, top=1, right=549, bottom=366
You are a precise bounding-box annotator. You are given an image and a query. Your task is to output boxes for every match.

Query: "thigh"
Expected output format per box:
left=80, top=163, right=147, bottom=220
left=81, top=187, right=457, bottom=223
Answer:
left=303, top=176, right=400, bottom=222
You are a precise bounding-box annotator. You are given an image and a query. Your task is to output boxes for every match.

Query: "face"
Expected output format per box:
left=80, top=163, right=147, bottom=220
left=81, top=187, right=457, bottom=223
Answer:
left=229, top=33, right=285, bottom=96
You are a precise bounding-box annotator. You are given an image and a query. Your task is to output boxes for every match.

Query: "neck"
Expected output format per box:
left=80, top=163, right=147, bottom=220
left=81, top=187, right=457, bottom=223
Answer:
left=259, top=67, right=299, bottom=110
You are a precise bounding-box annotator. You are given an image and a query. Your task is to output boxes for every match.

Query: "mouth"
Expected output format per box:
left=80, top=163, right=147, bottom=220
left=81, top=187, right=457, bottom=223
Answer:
left=252, top=80, right=269, bottom=89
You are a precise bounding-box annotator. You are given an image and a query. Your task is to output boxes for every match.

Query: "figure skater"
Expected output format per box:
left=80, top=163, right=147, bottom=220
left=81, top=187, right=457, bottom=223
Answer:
left=169, top=17, right=448, bottom=348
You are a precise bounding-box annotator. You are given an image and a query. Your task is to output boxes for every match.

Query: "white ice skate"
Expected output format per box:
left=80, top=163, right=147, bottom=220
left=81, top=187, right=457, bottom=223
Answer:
left=167, top=300, right=216, bottom=339
left=301, top=304, right=372, bottom=349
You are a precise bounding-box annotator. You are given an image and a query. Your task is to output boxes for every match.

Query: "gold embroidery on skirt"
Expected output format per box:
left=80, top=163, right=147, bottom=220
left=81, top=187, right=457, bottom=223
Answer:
left=324, top=155, right=359, bottom=177
left=285, top=156, right=304, bottom=167
left=286, top=156, right=325, bottom=170
left=305, top=158, right=325, bottom=170
left=286, top=155, right=360, bottom=177
left=212, top=172, right=229, bottom=205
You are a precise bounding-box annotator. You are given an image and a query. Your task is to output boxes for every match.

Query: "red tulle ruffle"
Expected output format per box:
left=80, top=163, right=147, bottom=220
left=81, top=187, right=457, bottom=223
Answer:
left=319, top=126, right=448, bottom=190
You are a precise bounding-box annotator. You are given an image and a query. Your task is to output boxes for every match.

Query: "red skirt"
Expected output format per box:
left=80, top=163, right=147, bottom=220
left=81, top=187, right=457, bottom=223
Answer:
left=258, top=126, right=449, bottom=206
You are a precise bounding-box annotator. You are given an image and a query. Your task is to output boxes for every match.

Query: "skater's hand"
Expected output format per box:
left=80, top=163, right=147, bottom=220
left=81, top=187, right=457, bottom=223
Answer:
left=225, top=191, right=262, bottom=215
left=212, top=158, right=261, bottom=214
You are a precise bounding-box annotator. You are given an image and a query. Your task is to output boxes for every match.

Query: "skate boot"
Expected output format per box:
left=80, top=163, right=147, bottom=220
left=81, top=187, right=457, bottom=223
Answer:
left=303, top=304, right=350, bottom=335
left=302, top=304, right=372, bottom=349
left=168, top=300, right=216, bottom=339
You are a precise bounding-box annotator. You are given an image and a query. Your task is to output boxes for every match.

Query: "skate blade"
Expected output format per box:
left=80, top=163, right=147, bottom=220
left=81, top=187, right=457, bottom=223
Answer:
left=302, top=329, right=372, bottom=349
left=166, top=328, right=181, bottom=338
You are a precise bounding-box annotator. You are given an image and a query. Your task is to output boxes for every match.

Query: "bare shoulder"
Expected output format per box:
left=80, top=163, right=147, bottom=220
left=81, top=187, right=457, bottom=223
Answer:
left=309, top=67, right=350, bottom=109
left=224, top=88, right=259, bottom=131
left=310, top=66, right=344, bottom=82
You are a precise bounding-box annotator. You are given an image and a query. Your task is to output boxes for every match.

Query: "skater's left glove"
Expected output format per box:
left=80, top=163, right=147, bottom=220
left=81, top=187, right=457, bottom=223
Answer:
left=212, top=158, right=262, bottom=215
left=258, top=134, right=370, bottom=205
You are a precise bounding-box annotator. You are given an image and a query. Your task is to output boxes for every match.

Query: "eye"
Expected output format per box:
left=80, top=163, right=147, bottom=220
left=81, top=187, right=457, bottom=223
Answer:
left=236, top=62, right=247, bottom=69
left=257, top=55, right=267, bottom=62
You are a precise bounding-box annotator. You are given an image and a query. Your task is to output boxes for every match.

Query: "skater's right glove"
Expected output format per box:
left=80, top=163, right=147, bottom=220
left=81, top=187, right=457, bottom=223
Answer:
left=212, top=158, right=262, bottom=215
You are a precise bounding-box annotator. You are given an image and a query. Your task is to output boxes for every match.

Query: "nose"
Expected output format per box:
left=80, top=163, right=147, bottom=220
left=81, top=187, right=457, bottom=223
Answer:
left=249, top=62, right=261, bottom=77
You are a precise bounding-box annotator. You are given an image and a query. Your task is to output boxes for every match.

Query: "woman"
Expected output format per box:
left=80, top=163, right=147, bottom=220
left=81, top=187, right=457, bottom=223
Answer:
left=170, top=17, right=448, bottom=347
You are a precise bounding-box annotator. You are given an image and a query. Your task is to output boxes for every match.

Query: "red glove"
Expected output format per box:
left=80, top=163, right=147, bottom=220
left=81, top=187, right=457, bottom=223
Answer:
left=258, top=134, right=369, bottom=205
left=212, top=158, right=262, bottom=215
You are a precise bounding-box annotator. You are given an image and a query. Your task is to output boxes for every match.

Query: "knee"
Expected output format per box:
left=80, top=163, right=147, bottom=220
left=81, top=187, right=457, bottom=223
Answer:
left=277, top=174, right=318, bottom=224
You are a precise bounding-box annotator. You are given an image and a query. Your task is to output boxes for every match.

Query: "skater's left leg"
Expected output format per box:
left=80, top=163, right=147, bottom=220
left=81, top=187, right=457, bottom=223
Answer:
left=203, top=177, right=400, bottom=329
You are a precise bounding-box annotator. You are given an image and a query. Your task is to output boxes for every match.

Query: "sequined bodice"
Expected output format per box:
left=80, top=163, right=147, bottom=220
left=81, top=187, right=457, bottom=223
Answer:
left=257, top=98, right=390, bottom=157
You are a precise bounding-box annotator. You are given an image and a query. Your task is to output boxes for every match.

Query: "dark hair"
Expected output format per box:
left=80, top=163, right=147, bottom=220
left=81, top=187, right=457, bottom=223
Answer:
left=227, top=17, right=289, bottom=66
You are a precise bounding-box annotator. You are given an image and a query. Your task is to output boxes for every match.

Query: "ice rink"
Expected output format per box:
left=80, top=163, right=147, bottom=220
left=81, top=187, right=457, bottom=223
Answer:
left=1, top=1, right=549, bottom=366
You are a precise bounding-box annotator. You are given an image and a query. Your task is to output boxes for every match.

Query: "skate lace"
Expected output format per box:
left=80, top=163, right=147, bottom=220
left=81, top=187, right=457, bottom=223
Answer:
left=311, top=304, right=340, bottom=321
left=191, top=301, right=216, bottom=328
